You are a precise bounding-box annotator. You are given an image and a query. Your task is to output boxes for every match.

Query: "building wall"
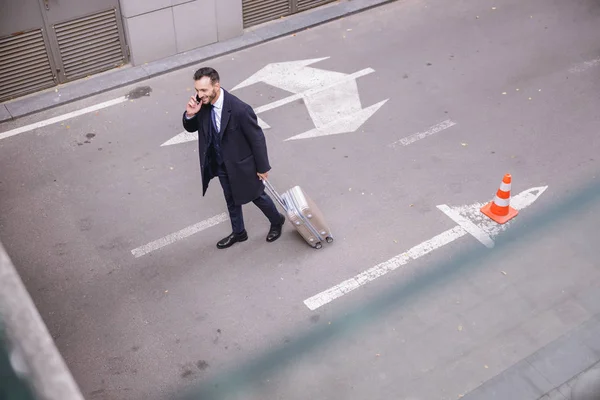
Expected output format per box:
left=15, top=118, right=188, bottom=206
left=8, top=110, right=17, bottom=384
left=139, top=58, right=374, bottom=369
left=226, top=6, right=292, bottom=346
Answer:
left=119, top=0, right=243, bottom=66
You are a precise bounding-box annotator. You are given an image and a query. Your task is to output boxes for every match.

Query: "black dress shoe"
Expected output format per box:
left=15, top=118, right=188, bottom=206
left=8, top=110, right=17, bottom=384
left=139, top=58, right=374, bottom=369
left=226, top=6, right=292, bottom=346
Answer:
left=266, top=214, right=286, bottom=242
left=217, top=230, right=248, bottom=249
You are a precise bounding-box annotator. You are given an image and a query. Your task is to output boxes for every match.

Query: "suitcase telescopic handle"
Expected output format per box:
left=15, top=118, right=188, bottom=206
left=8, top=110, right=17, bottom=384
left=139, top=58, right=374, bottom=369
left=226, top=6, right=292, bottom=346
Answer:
left=262, top=178, right=287, bottom=211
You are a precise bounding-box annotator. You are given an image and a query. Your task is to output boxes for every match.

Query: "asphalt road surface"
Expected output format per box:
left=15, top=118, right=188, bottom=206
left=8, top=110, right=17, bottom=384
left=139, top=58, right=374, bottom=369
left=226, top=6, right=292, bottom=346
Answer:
left=1, top=0, right=600, bottom=399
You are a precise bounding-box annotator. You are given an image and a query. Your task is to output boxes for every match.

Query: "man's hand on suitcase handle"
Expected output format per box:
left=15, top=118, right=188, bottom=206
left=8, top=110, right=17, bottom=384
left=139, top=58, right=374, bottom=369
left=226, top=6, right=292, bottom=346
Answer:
left=257, top=171, right=269, bottom=181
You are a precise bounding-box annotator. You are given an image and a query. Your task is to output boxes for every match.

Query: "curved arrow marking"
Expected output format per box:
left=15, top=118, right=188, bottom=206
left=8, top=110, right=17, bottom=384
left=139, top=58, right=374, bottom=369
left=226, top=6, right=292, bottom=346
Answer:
left=161, top=58, right=387, bottom=146
left=285, top=99, right=388, bottom=141
left=253, top=68, right=374, bottom=115
left=232, top=57, right=332, bottom=92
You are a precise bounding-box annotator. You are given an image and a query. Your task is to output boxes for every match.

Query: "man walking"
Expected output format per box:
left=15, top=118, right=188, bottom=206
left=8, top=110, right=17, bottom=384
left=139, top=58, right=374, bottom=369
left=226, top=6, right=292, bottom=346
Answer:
left=183, top=67, right=285, bottom=249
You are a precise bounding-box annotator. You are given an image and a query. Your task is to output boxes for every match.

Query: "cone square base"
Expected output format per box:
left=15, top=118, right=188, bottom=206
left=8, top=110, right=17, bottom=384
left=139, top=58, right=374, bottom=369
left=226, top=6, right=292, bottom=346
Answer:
left=480, top=202, right=519, bottom=224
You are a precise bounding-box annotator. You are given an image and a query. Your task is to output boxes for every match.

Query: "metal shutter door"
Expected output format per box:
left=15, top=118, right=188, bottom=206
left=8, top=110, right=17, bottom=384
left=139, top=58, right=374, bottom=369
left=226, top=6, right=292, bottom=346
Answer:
left=0, top=29, right=56, bottom=102
left=53, top=8, right=125, bottom=81
left=296, top=0, right=336, bottom=12
left=243, top=0, right=291, bottom=28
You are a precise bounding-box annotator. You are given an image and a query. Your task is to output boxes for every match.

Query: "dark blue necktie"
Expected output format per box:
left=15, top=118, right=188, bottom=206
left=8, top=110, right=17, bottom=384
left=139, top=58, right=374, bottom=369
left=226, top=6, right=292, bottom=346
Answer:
left=211, top=106, right=218, bottom=133
left=207, top=104, right=223, bottom=165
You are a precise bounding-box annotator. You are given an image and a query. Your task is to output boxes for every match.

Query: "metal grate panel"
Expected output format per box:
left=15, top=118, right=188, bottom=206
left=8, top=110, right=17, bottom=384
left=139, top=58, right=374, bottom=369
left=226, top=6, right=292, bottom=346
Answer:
left=242, top=0, right=291, bottom=28
left=296, top=0, right=337, bottom=12
left=54, top=8, right=125, bottom=81
left=0, top=29, right=56, bottom=102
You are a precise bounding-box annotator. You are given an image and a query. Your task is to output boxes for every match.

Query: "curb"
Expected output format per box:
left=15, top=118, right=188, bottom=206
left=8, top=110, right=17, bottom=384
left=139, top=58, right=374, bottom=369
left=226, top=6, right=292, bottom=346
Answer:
left=0, top=0, right=396, bottom=124
left=461, top=314, right=600, bottom=400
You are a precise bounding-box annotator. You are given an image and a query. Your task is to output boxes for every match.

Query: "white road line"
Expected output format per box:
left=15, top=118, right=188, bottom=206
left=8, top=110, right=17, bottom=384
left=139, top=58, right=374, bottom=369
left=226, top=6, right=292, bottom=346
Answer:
left=131, top=213, right=228, bottom=258
left=0, top=96, right=128, bottom=141
left=389, top=119, right=456, bottom=147
left=436, top=204, right=495, bottom=248
left=303, top=226, right=468, bottom=311
left=568, top=58, right=600, bottom=74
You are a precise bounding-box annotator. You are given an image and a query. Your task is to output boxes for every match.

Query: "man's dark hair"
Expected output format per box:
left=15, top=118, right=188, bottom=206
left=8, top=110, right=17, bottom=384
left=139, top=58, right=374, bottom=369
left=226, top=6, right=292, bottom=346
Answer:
left=194, top=67, right=220, bottom=83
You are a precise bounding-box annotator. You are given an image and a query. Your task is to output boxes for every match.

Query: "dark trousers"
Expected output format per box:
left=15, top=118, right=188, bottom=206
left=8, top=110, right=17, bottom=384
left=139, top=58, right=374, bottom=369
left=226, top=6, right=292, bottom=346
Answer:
left=216, top=164, right=280, bottom=234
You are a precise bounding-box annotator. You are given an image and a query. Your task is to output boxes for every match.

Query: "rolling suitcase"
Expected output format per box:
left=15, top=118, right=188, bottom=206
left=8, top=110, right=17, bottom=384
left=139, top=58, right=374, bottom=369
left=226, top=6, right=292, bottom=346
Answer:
left=263, top=179, right=333, bottom=249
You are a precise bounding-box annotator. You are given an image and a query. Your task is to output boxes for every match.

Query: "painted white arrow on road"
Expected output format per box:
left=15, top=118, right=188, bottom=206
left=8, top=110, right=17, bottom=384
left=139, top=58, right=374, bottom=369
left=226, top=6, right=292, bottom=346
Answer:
left=161, top=57, right=387, bottom=146
left=234, top=57, right=388, bottom=141
left=286, top=100, right=387, bottom=141
left=161, top=131, right=198, bottom=146
left=303, top=186, right=548, bottom=310
left=161, top=117, right=270, bottom=147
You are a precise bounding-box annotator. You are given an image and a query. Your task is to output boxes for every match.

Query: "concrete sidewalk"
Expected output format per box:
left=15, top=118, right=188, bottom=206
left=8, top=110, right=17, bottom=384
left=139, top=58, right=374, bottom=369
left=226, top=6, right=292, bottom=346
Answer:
left=462, top=313, right=600, bottom=399
left=0, top=0, right=395, bottom=124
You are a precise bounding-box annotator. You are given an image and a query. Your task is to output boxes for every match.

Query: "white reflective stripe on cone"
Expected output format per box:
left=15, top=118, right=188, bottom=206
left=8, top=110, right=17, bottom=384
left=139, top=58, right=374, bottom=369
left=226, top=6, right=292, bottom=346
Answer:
left=493, top=196, right=510, bottom=207
left=500, top=182, right=512, bottom=191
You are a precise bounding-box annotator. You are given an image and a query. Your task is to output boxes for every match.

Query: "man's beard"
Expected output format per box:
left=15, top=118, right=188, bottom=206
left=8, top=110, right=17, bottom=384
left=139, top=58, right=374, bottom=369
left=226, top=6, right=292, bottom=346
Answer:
left=207, top=89, right=217, bottom=104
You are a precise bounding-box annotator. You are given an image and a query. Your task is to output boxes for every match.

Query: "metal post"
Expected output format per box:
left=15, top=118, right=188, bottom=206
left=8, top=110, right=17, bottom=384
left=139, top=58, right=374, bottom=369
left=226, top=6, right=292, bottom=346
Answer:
left=0, top=241, right=84, bottom=400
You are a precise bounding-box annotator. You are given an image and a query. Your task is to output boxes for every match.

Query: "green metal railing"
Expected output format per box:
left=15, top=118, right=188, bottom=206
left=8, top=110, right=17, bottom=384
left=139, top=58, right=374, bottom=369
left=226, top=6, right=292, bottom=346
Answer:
left=0, top=319, right=36, bottom=400
left=0, top=243, right=83, bottom=400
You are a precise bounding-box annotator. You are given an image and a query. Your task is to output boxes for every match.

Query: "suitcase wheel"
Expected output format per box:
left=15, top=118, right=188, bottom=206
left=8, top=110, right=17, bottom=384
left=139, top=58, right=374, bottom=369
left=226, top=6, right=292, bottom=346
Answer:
left=315, top=242, right=323, bottom=249
left=326, top=236, right=334, bottom=243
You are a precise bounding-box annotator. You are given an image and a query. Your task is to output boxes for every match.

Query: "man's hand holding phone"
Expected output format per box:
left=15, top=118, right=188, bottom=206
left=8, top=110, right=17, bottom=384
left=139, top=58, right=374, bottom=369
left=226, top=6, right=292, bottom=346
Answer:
left=186, top=94, right=202, bottom=118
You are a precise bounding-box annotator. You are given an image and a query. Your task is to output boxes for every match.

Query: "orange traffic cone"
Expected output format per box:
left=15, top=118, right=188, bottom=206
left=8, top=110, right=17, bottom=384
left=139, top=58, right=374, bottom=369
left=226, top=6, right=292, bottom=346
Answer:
left=480, top=173, right=519, bottom=224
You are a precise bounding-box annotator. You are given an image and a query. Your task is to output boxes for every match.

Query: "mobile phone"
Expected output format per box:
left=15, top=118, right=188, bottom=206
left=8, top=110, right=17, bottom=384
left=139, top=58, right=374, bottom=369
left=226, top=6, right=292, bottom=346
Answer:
left=195, top=94, right=201, bottom=104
